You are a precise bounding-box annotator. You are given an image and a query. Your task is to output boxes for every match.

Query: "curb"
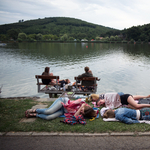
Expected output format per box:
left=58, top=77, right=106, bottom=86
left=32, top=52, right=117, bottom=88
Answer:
left=1, top=132, right=150, bottom=137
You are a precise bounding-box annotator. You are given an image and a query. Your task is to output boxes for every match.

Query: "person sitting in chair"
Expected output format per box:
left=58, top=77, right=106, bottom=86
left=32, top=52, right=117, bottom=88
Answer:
left=42, top=67, right=56, bottom=85
left=77, top=66, right=94, bottom=91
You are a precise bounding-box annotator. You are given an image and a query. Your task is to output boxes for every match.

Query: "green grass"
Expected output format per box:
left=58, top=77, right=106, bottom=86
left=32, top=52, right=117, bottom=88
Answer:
left=1, top=99, right=150, bottom=133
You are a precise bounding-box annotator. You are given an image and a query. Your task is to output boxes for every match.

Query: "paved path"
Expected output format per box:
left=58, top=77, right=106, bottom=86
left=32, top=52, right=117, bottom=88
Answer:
left=1, top=132, right=150, bottom=150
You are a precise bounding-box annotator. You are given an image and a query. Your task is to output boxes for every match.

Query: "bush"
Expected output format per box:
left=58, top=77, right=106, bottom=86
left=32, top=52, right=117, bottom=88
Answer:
left=27, top=37, right=35, bottom=42
left=137, top=39, right=141, bottom=44
left=95, top=36, right=100, bottom=41
left=18, top=33, right=27, bottom=40
left=36, top=33, right=43, bottom=40
left=68, top=37, right=74, bottom=41
left=130, top=39, right=134, bottom=43
left=61, top=34, right=68, bottom=41
left=17, top=38, right=22, bottom=42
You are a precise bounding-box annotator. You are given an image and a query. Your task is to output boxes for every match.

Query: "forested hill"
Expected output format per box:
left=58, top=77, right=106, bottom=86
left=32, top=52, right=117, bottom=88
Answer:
left=1, top=17, right=150, bottom=42
left=0, top=17, right=119, bottom=37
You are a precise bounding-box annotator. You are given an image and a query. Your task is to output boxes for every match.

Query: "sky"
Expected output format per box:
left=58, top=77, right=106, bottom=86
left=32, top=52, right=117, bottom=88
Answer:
left=0, top=0, right=150, bottom=30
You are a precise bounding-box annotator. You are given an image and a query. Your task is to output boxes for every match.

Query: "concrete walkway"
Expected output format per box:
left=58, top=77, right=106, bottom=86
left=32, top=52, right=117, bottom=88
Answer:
left=1, top=132, right=150, bottom=150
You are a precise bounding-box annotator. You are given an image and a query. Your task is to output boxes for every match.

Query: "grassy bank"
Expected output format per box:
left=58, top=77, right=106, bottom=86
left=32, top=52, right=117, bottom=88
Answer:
left=0, top=98, right=150, bottom=133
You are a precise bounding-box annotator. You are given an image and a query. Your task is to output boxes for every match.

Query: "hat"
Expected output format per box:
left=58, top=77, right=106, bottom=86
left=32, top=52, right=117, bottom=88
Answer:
left=100, top=107, right=110, bottom=117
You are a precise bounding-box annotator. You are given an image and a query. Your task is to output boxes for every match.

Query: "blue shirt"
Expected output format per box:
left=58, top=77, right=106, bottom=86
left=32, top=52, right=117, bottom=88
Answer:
left=115, top=108, right=140, bottom=124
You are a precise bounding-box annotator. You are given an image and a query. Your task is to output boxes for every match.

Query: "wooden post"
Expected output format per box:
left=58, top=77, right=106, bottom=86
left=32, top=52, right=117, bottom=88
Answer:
left=49, top=93, right=52, bottom=98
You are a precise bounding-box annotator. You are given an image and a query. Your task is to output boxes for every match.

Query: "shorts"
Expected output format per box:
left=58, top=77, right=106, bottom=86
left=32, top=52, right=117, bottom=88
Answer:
left=120, top=94, right=132, bottom=105
left=117, top=92, right=124, bottom=96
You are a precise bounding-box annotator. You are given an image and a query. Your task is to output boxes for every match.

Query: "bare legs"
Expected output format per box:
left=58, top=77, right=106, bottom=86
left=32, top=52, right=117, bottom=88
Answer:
left=132, top=95, right=150, bottom=100
left=127, top=96, right=150, bottom=109
left=25, top=98, right=65, bottom=120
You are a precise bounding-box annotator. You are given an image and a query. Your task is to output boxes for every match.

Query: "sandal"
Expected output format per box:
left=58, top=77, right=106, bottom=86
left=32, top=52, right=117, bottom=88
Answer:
left=25, top=109, right=36, bottom=118
left=25, top=110, right=28, bottom=117
left=25, top=112, right=37, bottom=118
left=28, top=113, right=37, bottom=118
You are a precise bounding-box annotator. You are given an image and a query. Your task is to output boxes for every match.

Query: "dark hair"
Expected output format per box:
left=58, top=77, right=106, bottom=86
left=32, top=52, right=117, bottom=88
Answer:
left=83, top=106, right=96, bottom=118
left=44, top=67, right=50, bottom=74
left=65, top=79, right=69, bottom=84
left=42, top=67, right=51, bottom=84
left=96, top=99, right=100, bottom=106
left=84, top=66, right=89, bottom=72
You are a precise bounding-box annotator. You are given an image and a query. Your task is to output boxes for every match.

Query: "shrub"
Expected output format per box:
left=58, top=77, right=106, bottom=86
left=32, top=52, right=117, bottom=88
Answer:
left=18, top=33, right=27, bottom=40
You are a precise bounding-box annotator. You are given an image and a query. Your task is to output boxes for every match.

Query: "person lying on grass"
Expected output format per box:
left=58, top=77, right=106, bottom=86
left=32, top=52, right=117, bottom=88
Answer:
left=103, top=107, right=150, bottom=124
left=25, top=97, right=98, bottom=120
left=90, top=93, right=150, bottom=109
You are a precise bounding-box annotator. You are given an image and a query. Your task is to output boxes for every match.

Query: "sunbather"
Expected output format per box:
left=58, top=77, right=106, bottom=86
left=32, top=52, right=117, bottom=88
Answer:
left=25, top=97, right=98, bottom=120
left=103, top=107, right=150, bottom=124
left=90, top=93, right=150, bottom=109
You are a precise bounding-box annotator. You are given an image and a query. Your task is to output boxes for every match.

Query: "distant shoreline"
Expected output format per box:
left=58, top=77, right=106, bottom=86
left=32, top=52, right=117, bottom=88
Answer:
left=1, top=40, right=150, bottom=44
left=0, top=96, right=40, bottom=100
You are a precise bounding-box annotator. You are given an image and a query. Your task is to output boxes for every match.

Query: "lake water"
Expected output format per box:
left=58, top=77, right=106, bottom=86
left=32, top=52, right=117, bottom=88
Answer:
left=0, top=42, right=150, bottom=98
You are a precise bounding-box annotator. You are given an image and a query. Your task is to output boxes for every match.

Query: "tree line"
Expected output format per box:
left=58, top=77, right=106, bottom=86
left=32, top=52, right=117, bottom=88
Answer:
left=0, top=17, right=150, bottom=43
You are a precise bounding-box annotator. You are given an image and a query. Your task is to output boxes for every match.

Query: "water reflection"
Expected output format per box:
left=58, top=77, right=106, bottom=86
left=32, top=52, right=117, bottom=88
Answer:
left=0, top=42, right=150, bottom=98
left=14, top=43, right=121, bottom=60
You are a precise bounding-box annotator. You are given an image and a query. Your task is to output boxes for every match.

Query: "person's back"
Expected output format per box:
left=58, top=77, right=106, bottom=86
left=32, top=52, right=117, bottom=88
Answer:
left=42, top=67, right=51, bottom=85
left=78, top=66, right=94, bottom=86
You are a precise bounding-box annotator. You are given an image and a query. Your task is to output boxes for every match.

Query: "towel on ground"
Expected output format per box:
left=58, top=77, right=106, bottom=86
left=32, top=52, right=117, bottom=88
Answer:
left=103, top=118, right=150, bottom=125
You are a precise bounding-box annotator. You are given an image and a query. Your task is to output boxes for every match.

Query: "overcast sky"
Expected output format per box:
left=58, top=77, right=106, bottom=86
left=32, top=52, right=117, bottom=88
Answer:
left=0, top=0, right=149, bottom=30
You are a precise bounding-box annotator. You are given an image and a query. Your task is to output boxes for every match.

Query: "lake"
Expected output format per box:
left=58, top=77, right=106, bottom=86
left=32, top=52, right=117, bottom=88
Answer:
left=0, top=42, right=150, bottom=98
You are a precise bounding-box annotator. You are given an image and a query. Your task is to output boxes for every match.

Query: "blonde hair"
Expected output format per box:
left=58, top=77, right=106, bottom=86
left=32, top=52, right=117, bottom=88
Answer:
left=89, top=94, right=99, bottom=101
left=103, top=109, right=115, bottom=118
